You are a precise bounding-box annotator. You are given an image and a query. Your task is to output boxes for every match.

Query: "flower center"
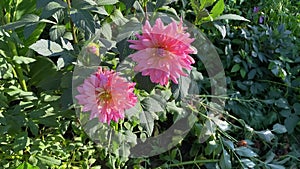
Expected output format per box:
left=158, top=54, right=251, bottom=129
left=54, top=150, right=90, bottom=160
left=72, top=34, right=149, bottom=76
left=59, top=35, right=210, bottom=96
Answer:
left=155, top=48, right=166, bottom=58
left=97, top=89, right=112, bottom=102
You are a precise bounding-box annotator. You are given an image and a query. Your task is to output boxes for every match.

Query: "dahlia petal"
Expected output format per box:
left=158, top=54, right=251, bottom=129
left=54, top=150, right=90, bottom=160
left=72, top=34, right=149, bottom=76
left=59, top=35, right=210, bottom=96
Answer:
left=128, top=18, right=196, bottom=86
left=75, top=67, right=137, bottom=124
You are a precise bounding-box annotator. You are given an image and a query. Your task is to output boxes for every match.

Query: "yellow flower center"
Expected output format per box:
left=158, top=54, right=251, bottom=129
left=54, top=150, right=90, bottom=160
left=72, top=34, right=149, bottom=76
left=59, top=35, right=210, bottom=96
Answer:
left=97, top=89, right=112, bottom=102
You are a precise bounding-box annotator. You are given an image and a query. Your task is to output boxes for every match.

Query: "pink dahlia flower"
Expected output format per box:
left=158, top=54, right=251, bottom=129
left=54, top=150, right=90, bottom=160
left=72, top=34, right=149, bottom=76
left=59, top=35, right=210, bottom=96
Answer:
left=128, top=18, right=196, bottom=86
left=75, top=67, right=137, bottom=124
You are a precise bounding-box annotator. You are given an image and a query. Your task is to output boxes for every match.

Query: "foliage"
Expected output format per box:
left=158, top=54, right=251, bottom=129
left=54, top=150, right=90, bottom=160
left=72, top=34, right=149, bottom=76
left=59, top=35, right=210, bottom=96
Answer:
left=0, top=0, right=299, bottom=168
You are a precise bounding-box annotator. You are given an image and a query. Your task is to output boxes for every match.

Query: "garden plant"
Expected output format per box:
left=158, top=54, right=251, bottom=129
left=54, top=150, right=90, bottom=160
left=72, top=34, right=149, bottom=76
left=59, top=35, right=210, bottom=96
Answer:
left=0, top=0, right=299, bottom=168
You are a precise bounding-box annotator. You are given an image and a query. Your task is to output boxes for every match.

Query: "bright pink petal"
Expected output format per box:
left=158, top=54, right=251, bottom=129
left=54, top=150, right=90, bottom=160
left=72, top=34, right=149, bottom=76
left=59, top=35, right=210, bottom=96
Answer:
left=75, top=67, right=137, bottom=124
left=128, top=18, right=196, bottom=85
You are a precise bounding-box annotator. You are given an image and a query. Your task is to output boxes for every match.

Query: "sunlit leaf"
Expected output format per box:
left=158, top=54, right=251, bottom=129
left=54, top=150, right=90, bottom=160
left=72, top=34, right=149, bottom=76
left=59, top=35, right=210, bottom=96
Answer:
left=40, top=1, right=67, bottom=19
left=216, top=14, right=250, bottom=22
left=139, top=111, right=155, bottom=136
left=255, top=130, right=274, bottom=143
left=49, top=25, right=66, bottom=41
left=267, top=164, right=285, bottom=169
left=235, top=147, right=258, bottom=157
left=210, top=0, right=224, bottom=18
left=70, top=9, right=96, bottom=35
left=16, top=162, right=39, bottom=169
left=29, top=39, right=64, bottom=56
left=96, top=0, right=119, bottom=5
left=219, top=148, right=232, bottom=169
left=240, top=159, right=256, bottom=168
left=13, top=132, right=28, bottom=152
left=272, top=123, right=287, bottom=134
left=13, top=56, right=36, bottom=64
left=36, top=155, right=61, bottom=166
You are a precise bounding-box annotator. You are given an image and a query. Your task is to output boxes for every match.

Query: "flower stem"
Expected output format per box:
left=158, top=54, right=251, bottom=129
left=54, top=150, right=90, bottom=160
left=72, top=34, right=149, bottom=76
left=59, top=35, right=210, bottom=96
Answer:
left=8, top=40, right=27, bottom=91
left=164, top=159, right=219, bottom=168
left=67, top=0, right=78, bottom=44
left=143, top=0, right=148, bottom=21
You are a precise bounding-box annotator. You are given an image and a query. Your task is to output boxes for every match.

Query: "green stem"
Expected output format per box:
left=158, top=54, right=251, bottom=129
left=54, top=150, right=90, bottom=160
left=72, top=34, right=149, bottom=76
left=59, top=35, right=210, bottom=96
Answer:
left=67, top=0, right=78, bottom=44
left=258, top=79, right=300, bottom=91
left=164, top=159, right=219, bottom=168
left=143, top=0, right=148, bottom=21
left=8, top=40, right=27, bottom=91
left=15, top=63, right=27, bottom=91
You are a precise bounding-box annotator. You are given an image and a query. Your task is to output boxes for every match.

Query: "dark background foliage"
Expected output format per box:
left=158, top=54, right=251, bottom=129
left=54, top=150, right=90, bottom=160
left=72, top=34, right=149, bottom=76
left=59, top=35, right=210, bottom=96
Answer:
left=0, top=0, right=299, bottom=168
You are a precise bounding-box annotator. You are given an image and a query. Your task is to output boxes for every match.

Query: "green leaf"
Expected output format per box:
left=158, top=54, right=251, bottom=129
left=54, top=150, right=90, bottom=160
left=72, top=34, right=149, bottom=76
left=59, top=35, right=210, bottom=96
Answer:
left=14, top=0, right=37, bottom=21
left=240, top=159, right=256, bottom=168
left=16, top=162, right=39, bottom=169
left=13, top=56, right=36, bottom=64
left=24, top=23, right=46, bottom=47
left=200, top=0, right=215, bottom=9
left=29, top=56, right=62, bottom=90
left=210, top=0, right=224, bottom=18
left=1, top=14, right=40, bottom=30
left=212, top=117, right=230, bottom=131
left=155, top=0, right=176, bottom=8
left=191, top=66, right=203, bottom=81
left=133, top=1, right=145, bottom=16
left=96, top=0, right=119, bottom=5
left=219, top=148, right=232, bottom=169
left=36, top=155, right=61, bottom=166
left=267, top=164, right=285, bottom=169
left=205, top=140, right=219, bottom=155
left=240, top=68, right=246, bottom=78
left=142, top=95, right=165, bottom=113
left=91, top=6, right=109, bottom=15
left=293, top=103, right=300, bottom=114
left=29, top=39, right=64, bottom=56
left=27, top=119, right=39, bottom=136
left=272, top=123, right=287, bottom=134
left=70, top=9, right=96, bottom=35
left=213, top=22, right=226, bottom=38
left=61, top=38, right=74, bottom=51
left=231, top=64, right=240, bottom=72
left=0, top=92, right=8, bottom=108
left=37, top=0, right=66, bottom=9
left=284, top=114, right=300, bottom=134
left=247, top=69, right=256, bottom=79
left=235, top=147, right=258, bottom=157
left=38, top=115, right=60, bottom=127
left=100, top=23, right=112, bottom=40
left=216, top=14, right=250, bottom=22
left=275, top=98, right=289, bottom=109
left=157, top=6, right=179, bottom=17
left=255, top=130, right=275, bottom=143
left=199, top=119, right=216, bottom=143
left=139, top=111, right=155, bottom=136
left=171, top=72, right=194, bottom=100
left=24, top=23, right=39, bottom=39
left=49, top=25, right=66, bottom=41
left=125, top=102, right=143, bottom=120
left=13, top=132, right=28, bottom=152
left=264, top=151, right=276, bottom=163
left=166, top=100, right=184, bottom=114
left=71, top=0, right=97, bottom=9
left=279, top=109, right=291, bottom=118
left=57, top=52, right=76, bottom=69
left=117, top=17, right=141, bottom=40
left=61, top=89, right=73, bottom=110
left=29, top=156, right=38, bottom=166
left=110, top=9, right=129, bottom=26
left=40, top=1, right=67, bottom=19
left=120, top=0, right=136, bottom=9
left=223, top=139, right=234, bottom=150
